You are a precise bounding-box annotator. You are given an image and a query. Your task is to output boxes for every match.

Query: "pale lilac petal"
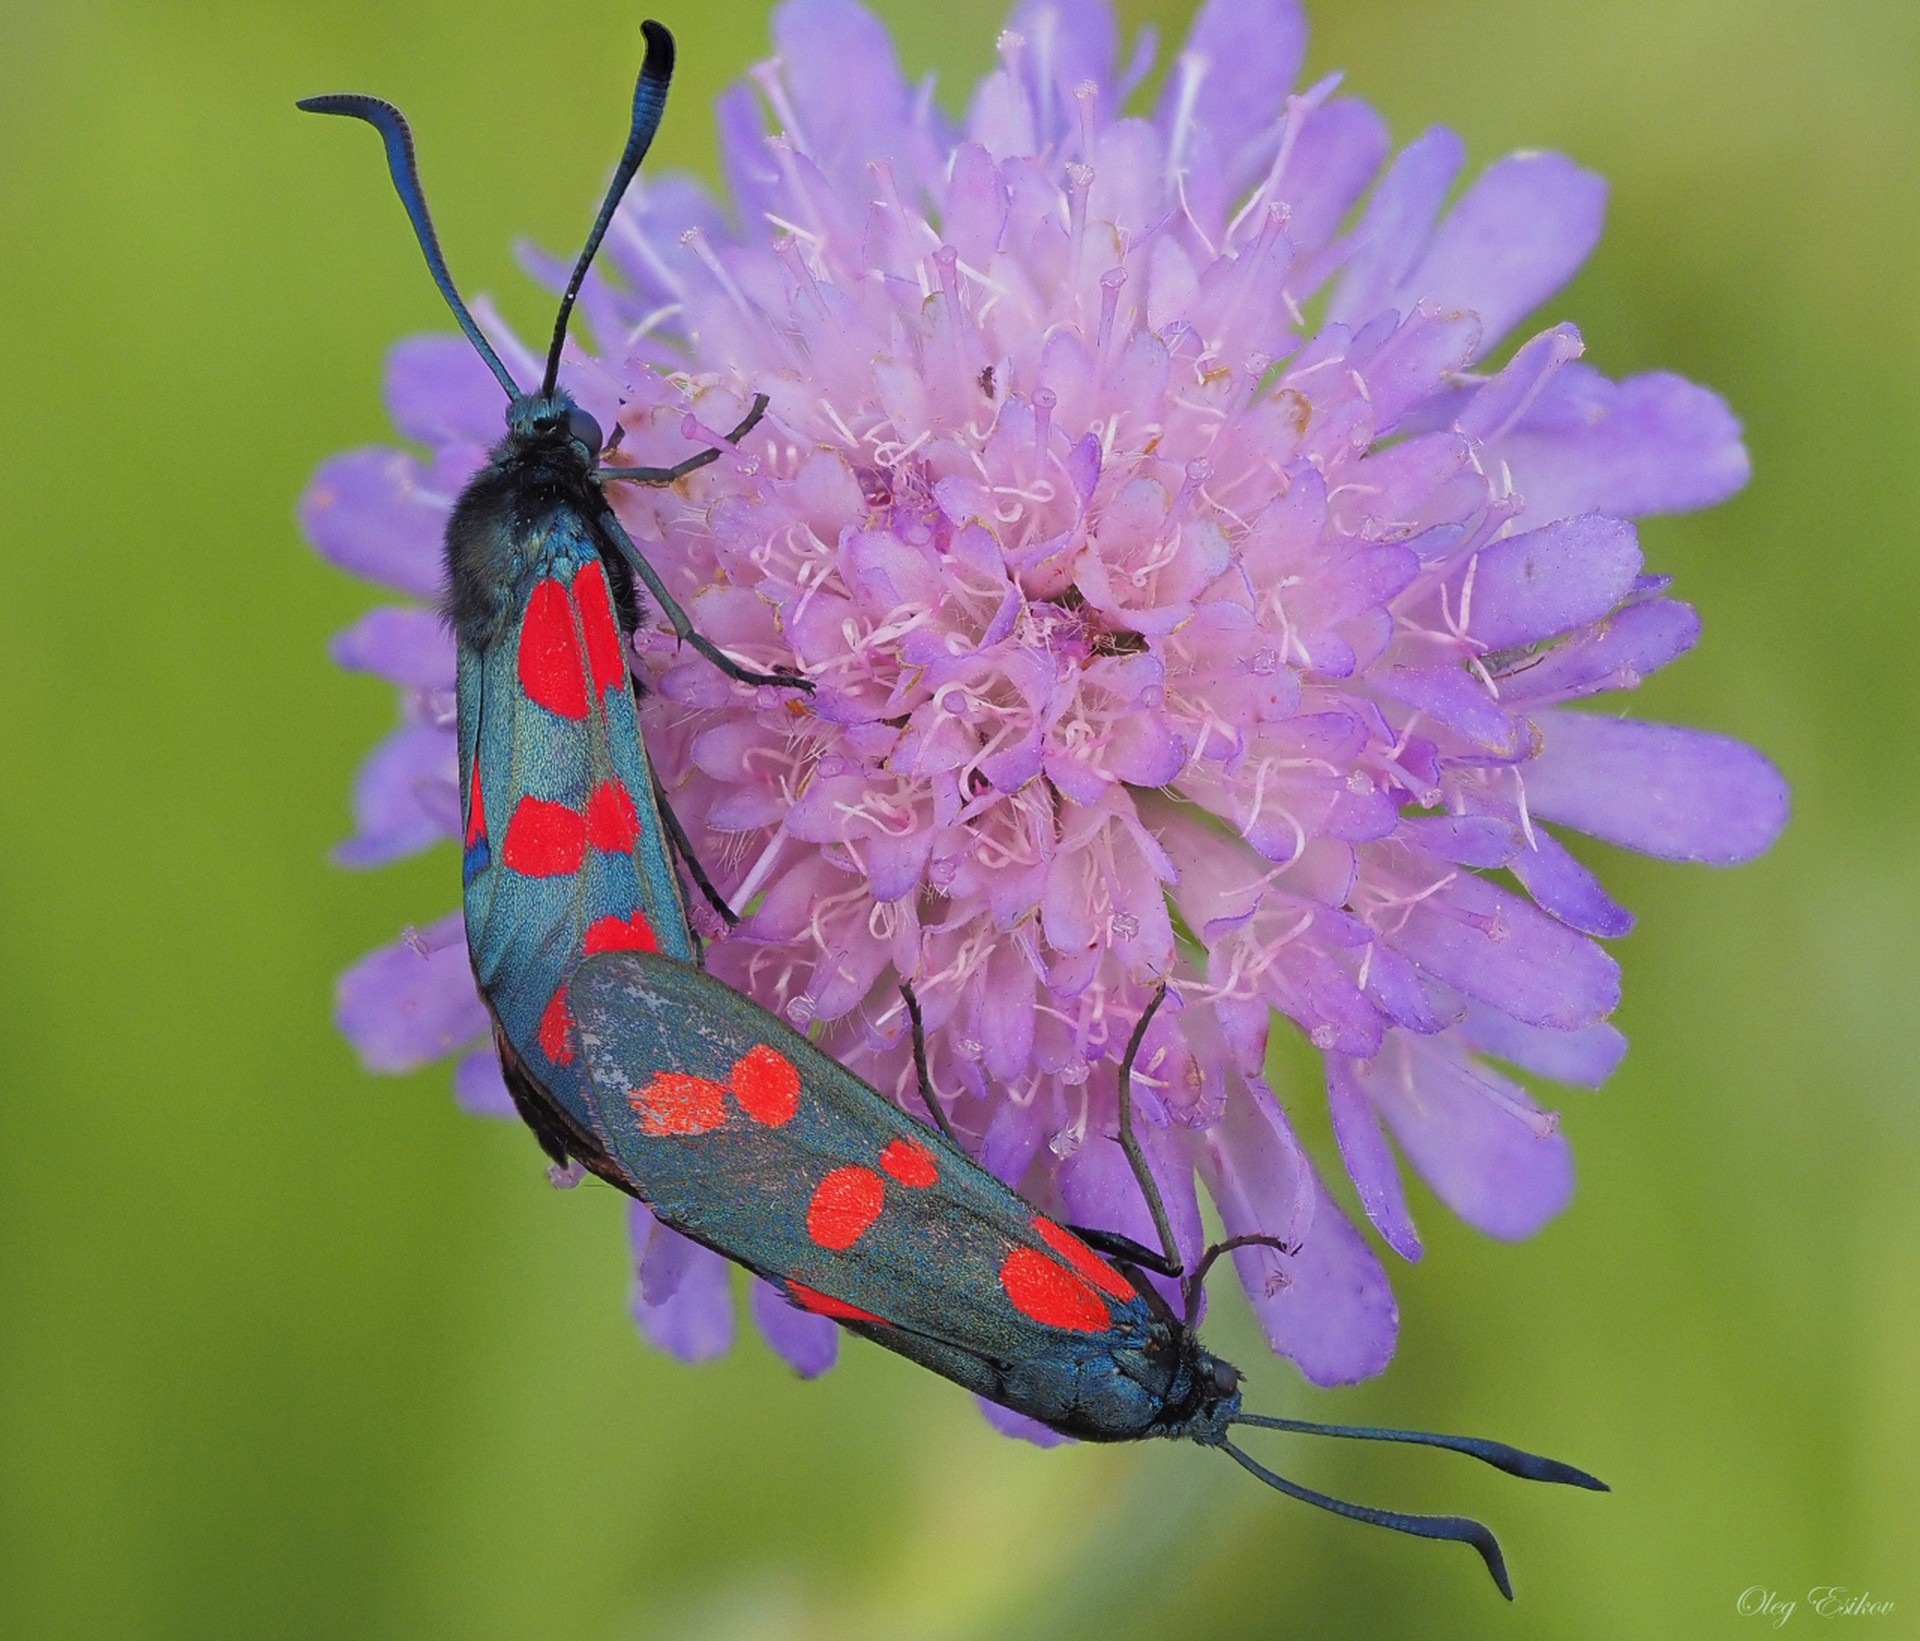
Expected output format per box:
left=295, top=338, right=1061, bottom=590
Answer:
left=1362, top=1037, right=1574, bottom=1241
left=1460, top=1002, right=1626, bottom=1089
left=630, top=1208, right=737, bottom=1363
left=334, top=721, right=458, bottom=867
left=1401, top=153, right=1606, bottom=355
left=1328, top=127, right=1465, bottom=328
left=1388, top=871, right=1620, bottom=1032
left=605, top=174, right=731, bottom=317
left=773, top=0, right=918, bottom=182
left=1162, top=0, right=1306, bottom=181
left=454, top=1049, right=516, bottom=1118
left=1374, top=665, right=1527, bottom=757
left=716, top=79, right=780, bottom=226
left=1010, top=0, right=1119, bottom=121
left=1497, top=365, right=1750, bottom=519
left=1279, top=97, right=1390, bottom=262
left=1507, top=825, right=1635, bottom=938
left=384, top=335, right=504, bottom=446
left=1453, top=322, right=1585, bottom=444
left=1199, top=1083, right=1397, bottom=1385
left=1360, top=307, right=1482, bottom=433
left=1400, top=814, right=1518, bottom=869
left=1466, top=514, right=1642, bottom=650
left=976, top=1396, right=1073, bottom=1447
left=1326, top=1056, right=1422, bottom=1260
left=1498, top=596, right=1700, bottom=705
left=299, top=449, right=448, bottom=599
left=335, top=914, right=484, bottom=1073
left=329, top=606, right=455, bottom=691
left=750, top=1278, right=840, bottom=1378
left=1527, top=712, right=1790, bottom=864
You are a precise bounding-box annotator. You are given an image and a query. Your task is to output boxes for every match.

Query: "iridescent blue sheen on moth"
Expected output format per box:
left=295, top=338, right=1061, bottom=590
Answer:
left=450, top=445, right=696, bottom=1151
left=571, top=953, right=1223, bottom=1441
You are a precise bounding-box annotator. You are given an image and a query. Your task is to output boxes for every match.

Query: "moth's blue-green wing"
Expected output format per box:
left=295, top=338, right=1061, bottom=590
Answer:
left=456, top=532, right=696, bottom=1140
left=569, top=951, right=1159, bottom=1388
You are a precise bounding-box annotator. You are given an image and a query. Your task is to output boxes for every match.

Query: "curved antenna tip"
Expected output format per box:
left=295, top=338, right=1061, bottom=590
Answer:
left=1221, top=1441, right=1516, bottom=1600
left=539, top=19, right=680, bottom=397
left=298, top=90, right=521, bottom=400
left=640, top=18, right=675, bottom=62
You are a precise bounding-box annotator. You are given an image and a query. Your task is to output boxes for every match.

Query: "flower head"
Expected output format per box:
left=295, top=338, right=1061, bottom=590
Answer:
left=305, top=0, right=1786, bottom=1397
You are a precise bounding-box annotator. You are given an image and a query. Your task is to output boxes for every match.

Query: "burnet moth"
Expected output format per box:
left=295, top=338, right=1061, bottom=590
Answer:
left=302, top=22, right=806, bottom=1162
left=302, top=22, right=1604, bottom=1598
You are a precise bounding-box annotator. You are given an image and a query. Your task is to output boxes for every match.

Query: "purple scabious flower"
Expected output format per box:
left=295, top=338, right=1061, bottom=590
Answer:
left=304, top=0, right=1786, bottom=1398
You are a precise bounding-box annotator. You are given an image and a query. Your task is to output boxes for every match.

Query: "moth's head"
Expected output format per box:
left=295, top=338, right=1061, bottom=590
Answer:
left=507, top=391, right=604, bottom=465
left=1150, top=1328, right=1244, bottom=1442
left=1175, top=1335, right=1251, bottom=1435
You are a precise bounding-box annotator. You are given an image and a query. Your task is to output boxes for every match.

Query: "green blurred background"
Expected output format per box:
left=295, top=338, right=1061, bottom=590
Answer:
left=1, top=0, right=1912, bottom=1635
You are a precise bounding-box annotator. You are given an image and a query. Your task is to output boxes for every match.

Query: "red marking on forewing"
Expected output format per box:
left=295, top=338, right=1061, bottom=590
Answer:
left=629, top=1071, right=727, bottom=1136
left=518, top=579, right=589, bottom=718
left=465, top=758, right=486, bottom=847
left=502, top=796, right=586, bottom=876
left=878, top=1136, right=939, bottom=1188
left=807, top=1166, right=886, bottom=1251
left=584, top=911, right=658, bottom=955
left=574, top=560, right=627, bottom=691
left=537, top=986, right=574, bottom=1065
left=732, top=1045, right=799, bottom=1127
left=787, top=1281, right=885, bottom=1325
left=1000, top=1247, right=1112, bottom=1333
left=1034, top=1218, right=1136, bottom=1300
left=585, top=780, right=641, bottom=852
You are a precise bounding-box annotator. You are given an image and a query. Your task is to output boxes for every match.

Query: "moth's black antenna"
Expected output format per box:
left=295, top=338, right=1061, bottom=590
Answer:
left=297, top=94, right=522, bottom=400
left=1220, top=1441, right=1517, bottom=1599
left=542, top=19, right=675, bottom=398
left=1230, top=1413, right=1608, bottom=1491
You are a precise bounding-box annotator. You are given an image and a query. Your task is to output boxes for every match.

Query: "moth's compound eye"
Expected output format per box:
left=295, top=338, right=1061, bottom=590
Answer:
left=566, top=407, right=605, bottom=456
left=1210, top=1360, right=1241, bottom=1397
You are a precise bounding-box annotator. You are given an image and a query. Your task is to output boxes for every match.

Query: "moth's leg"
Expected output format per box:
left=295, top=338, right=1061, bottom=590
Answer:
left=650, top=769, right=739, bottom=932
left=1182, top=1233, right=1299, bottom=1329
left=899, top=982, right=962, bottom=1148
left=1113, top=983, right=1185, bottom=1277
left=597, top=393, right=768, bottom=483
left=1064, top=1224, right=1182, bottom=1280
left=596, top=504, right=810, bottom=692
left=597, top=394, right=809, bottom=693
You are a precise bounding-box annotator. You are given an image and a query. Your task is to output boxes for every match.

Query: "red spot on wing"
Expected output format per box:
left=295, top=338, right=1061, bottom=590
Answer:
left=732, top=1045, right=800, bottom=1127
left=465, top=758, right=486, bottom=847
left=502, top=796, right=586, bottom=876
left=518, top=579, right=590, bottom=718
left=1000, top=1247, right=1112, bottom=1333
left=878, top=1136, right=939, bottom=1188
left=575, top=560, right=627, bottom=691
left=787, top=1281, right=885, bottom=1324
left=585, top=780, right=641, bottom=852
left=807, top=1166, right=886, bottom=1251
left=585, top=911, right=658, bottom=954
left=1033, top=1218, right=1136, bottom=1300
left=629, top=1071, right=727, bottom=1136
left=537, top=986, right=574, bottom=1065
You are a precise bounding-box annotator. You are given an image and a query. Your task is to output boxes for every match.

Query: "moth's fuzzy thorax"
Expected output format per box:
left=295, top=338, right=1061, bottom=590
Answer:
left=443, top=392, right=605, bottom=653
